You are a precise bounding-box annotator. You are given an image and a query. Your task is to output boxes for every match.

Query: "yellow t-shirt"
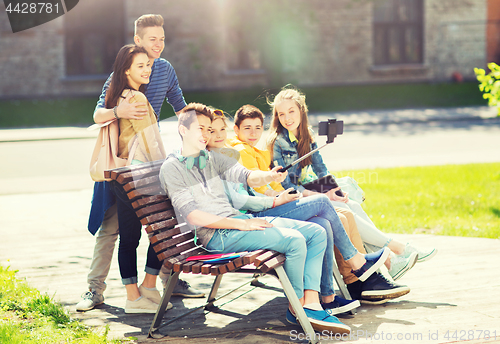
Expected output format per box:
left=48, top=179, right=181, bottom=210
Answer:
left=226, top=136, right=284, bottom=195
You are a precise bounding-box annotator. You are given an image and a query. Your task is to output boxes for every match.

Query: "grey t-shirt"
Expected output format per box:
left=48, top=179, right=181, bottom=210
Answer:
left=160, top=150, right=251, bottom=246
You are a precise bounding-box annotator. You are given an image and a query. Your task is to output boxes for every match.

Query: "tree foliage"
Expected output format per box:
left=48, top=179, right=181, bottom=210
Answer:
left=475, top=63, right=500, bottom=116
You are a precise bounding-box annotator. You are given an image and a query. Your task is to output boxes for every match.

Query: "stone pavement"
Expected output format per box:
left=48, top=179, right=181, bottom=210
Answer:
left=1, top=106, right=499, bottom=343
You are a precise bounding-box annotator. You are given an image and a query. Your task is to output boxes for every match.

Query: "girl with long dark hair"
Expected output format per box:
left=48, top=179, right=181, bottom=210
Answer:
left=106, top=44, right=166, bottom=313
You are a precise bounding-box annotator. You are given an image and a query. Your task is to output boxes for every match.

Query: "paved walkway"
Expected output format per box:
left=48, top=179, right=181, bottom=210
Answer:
left=1, top=105, right=497, bottom=143
left=1, top=194, right=499, bottom=343
left=1, top=106, right=499, bottom=343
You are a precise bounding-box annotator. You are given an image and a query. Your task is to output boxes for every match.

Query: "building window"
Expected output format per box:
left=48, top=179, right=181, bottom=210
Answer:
left=64, top=0, right=124, bottom=76
left=373, top=0, right=424, bottom=65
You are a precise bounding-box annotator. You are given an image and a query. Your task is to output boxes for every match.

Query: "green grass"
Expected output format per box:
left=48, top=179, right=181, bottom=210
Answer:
left=337, top=163, right=500, bottom=238
left=0, top=82, right=486, bottom=128
left=0, top=98, right=99, bottom=128
left=0, top=265, right=126, bottom=344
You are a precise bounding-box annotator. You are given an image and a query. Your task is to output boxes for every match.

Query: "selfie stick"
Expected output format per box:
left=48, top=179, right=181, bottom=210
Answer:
left=277, top=142, right=328, bottom=173
left=277, top=119, right=344, bottom=196
left=277, top=119, right=343, bottom=173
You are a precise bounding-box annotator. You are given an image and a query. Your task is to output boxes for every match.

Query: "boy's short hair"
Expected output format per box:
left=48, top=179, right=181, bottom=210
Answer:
left=234, top=105, right=264, bottom=128
left=178, top=103, right=214, bottom=138
left=134, top=14, right=164, bottom=38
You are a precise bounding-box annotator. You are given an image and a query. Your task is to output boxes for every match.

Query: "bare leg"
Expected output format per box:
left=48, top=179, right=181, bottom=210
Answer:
left=387, top=240, right=406, bottom=255
left=125, top=283, right=141, bottom=301
left=291, top=289, right=322, bottom=311
left=141, top=273, right=157, bottom=289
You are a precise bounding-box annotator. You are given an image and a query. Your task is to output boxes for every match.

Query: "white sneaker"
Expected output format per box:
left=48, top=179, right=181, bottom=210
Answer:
left=403, top=243, right=438, bottom=262
left=139, top=285, right=173, bottom=310
left=388, top=251, right=418, bottom=281
left=76, top=290, right=104, bottom=311
left=125, top=296, right=160, bottom=314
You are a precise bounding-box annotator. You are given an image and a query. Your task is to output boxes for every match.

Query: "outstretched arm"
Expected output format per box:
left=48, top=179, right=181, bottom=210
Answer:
left=247, top=166, right=287, bottom=188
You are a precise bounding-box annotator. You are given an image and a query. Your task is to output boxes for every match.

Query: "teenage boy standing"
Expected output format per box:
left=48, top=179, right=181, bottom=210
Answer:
left=78, top=14, right=203, bottom=312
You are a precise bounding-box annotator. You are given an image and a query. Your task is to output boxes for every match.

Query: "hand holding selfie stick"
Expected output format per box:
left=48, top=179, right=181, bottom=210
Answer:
left=278, top=119, right=344, bottom=196
left=277, top=142, right=329, bottom=173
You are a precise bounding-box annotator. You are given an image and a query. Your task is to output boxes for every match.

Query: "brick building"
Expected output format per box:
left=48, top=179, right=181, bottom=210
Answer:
left=0, top=0, right=496, bottom=99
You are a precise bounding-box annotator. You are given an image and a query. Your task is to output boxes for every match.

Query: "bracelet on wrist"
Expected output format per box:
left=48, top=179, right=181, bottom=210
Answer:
left=113, top=106, right=119, bottom=119
left=272, top=197, right=276, bottom=208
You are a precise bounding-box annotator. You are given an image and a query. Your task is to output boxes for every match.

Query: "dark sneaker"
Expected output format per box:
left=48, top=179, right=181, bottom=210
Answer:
left=172, top=279, right=205, bottom=298
left=303, top=307, right=351, bottom=334
left=76, top=290, right=104, bottom=311
left=361, top=272, right=410, bottom=300
left=347, top=273, right=410, bottom=301
left=322, top=295, right=360, bottom=315
left=360, top=298, right=388, bottom=305
left=352, top=247, right=390, bottom=282
left=346, top=280, right=363, bottom=300
left=286, top=308, right=298, bottom=325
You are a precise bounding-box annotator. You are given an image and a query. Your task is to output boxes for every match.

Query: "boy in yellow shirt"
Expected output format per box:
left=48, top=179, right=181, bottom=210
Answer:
left=226, top=104, right=284, bottom=196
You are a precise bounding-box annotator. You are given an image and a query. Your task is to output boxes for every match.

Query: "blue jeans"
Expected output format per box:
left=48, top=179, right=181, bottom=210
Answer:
left=206, top=215, right=326, bottom=299
left=110, top=181, right=162, bottom=285
left=251, top=194, right=358, bottom=297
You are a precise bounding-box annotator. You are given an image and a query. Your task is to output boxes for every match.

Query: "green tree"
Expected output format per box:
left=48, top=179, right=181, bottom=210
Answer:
left=474, top=63, right=500, bottom=116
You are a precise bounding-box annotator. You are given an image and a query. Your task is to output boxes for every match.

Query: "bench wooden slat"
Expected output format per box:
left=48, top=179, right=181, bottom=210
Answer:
left=123, top=175, right=160, bottom=192
left=115, top=162, right=163, bottom=184
left=173, top=261, right=185, bottom=272
left=191, top=261, right=205, bottom=274
left=163, top=247, right=207, bottom=269
left=254, top=250, right=282, bottom=267
left=145, top=219, right=179, bottom=234
left=149, top=226, right=181, bottom=245
left=210, top=265, right=219, bottom=275
left=157, top=240, right=197, bottom=261
left=181, top=260, right=199, bottom=273
left=242, top=250, right=267, bottom=265
left=153, top=233, right=195, bottom=254
left=217, top=263, right=230, bottom=274
left=104, top=160, right=162, bottom=180
left=132, top=195, right=167, bottom=210
left=201, top=263, right=213, bottom=275
left=127, top=185, right=164, bottom=201
left=136, top=202, right=173, bottom=219
left=140, top=209, right=176, bottom=226
left=260, top=254, right=287, bottom=273
left=228, top=256, right=245, bottom=271
left=156, top=232, right=195, bottom=253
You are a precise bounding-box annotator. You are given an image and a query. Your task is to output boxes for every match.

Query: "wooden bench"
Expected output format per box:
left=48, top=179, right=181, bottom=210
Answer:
left=105, top=161, right=323, bottom=342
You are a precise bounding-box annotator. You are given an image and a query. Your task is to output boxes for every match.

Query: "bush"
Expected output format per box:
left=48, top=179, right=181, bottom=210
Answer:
left=474, top=63, right=500, bottom=116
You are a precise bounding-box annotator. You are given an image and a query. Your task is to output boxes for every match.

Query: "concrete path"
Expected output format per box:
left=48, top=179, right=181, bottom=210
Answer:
left=1, top=106, right=499, bottom=343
